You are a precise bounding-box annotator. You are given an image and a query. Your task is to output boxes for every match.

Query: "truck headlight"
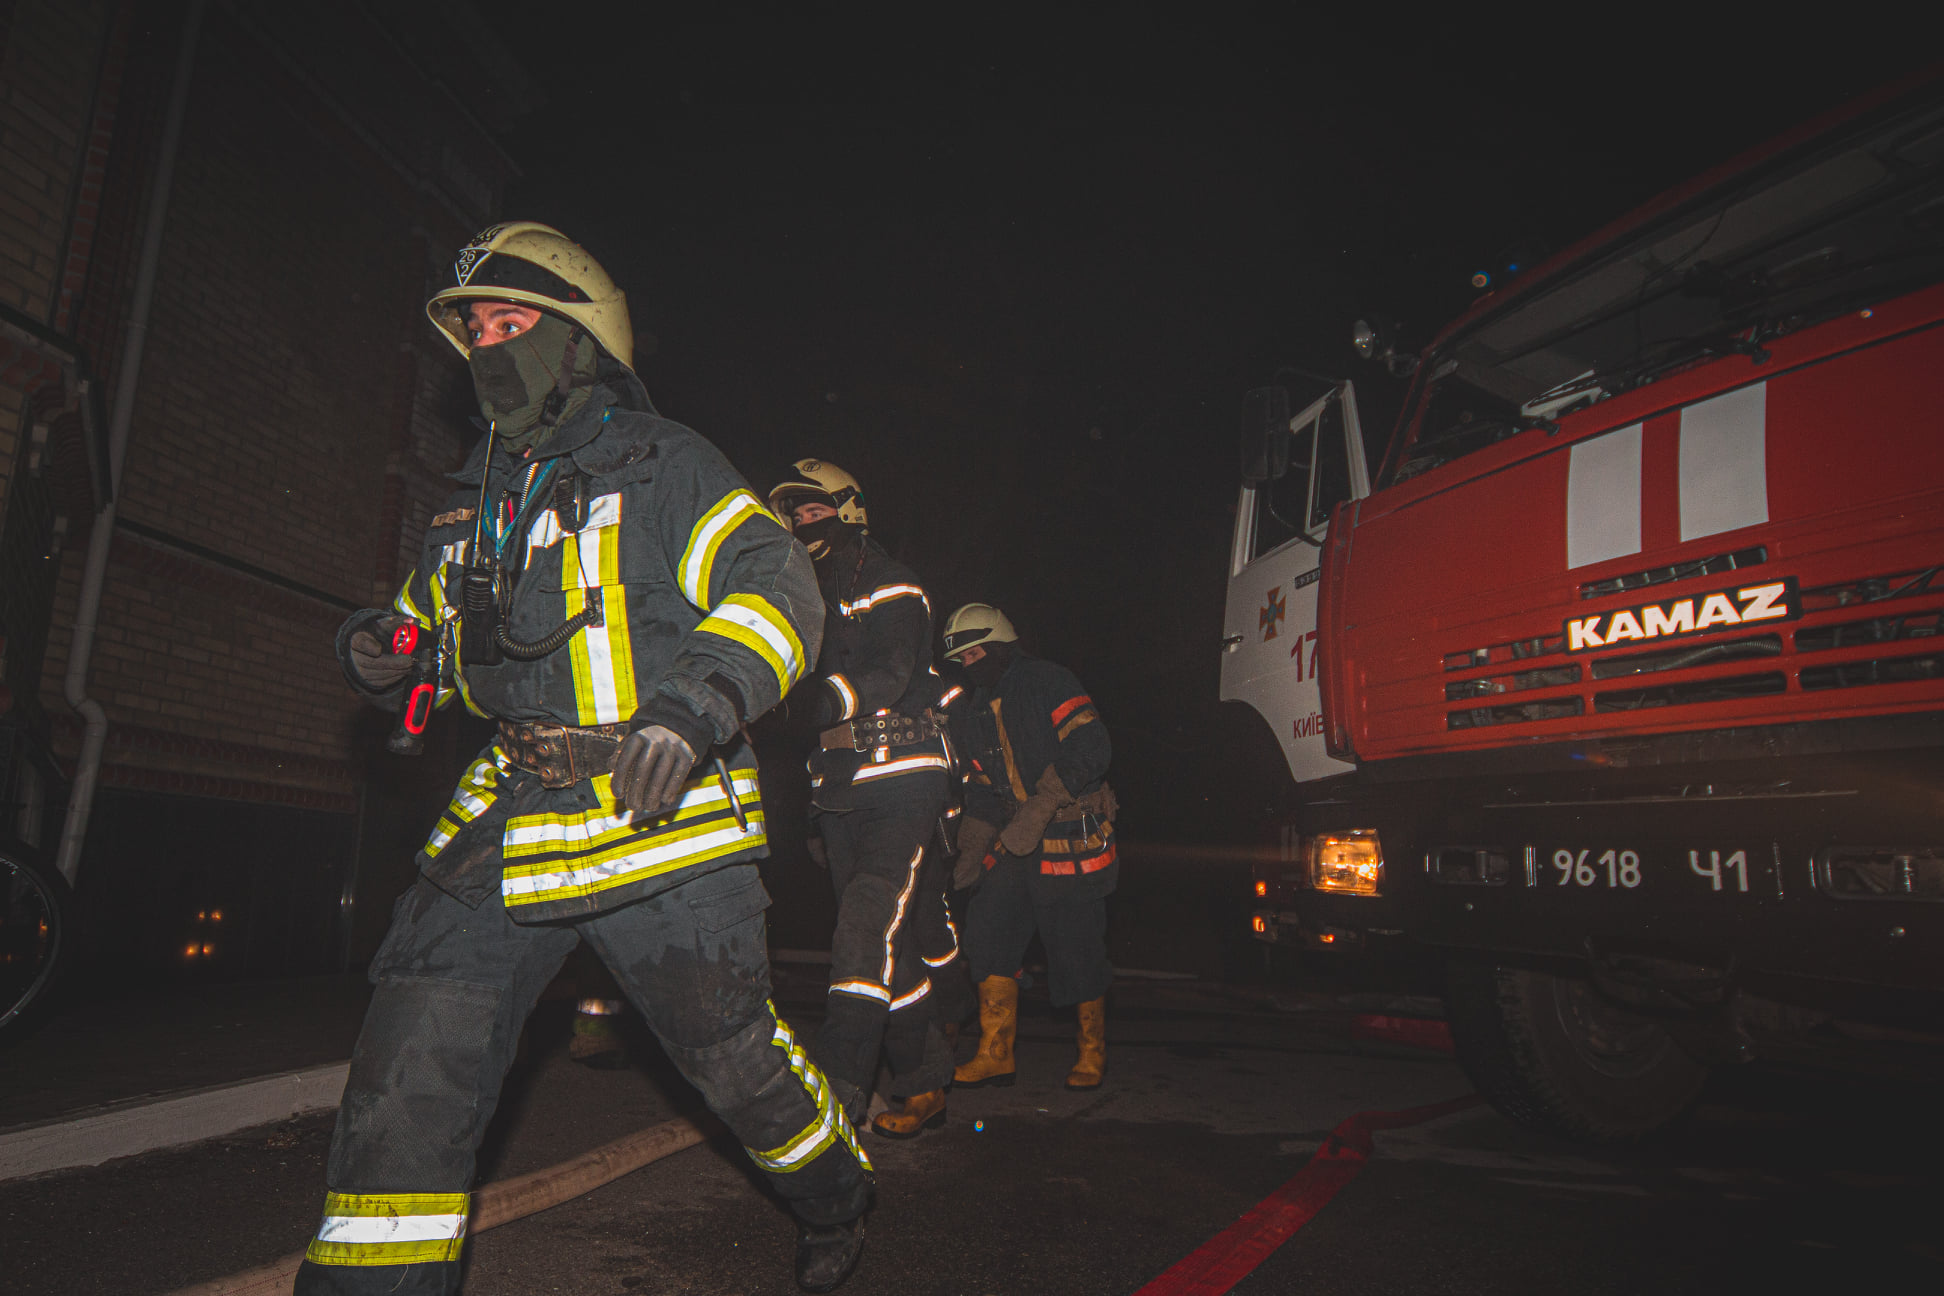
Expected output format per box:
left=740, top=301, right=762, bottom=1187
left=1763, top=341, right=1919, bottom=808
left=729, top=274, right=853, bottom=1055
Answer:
left=1308, top=830, right=1383, bottom=895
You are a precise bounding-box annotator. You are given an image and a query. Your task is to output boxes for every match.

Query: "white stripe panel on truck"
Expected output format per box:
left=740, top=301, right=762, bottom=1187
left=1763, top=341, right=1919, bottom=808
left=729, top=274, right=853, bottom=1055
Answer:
left=1678, top=382, right=1768, bottom=542
left=1565, top=422, right=1643, bottom=569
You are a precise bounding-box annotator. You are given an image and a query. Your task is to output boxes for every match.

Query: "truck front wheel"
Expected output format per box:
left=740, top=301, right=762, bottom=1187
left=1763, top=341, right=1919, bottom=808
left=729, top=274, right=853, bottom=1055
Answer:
left=1445, top=961, right=1709, bottom=1143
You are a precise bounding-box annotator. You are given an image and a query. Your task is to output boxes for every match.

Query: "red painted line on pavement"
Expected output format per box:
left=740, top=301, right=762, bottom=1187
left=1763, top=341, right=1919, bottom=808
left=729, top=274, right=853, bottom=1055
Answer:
left=1133, top=1093, right=1482, bottom=1296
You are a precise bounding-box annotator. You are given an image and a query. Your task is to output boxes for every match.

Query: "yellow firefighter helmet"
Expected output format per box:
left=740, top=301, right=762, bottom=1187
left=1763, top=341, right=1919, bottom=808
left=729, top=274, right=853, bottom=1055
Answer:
left=768, top=459, right=868, bottom=528
left=425, top=222, right=634, bottom=367
left=942, top=603, right=1018, bottom=661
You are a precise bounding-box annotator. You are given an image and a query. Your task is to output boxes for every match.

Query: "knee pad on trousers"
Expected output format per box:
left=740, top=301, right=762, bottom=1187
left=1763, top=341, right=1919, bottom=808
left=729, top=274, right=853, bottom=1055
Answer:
left=329, top=976, right=506, bottom=1190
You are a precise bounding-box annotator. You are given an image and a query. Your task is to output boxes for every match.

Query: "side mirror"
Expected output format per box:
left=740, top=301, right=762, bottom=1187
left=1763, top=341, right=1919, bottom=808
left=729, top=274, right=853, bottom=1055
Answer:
left=1239, top=385, right=1291, bottom=485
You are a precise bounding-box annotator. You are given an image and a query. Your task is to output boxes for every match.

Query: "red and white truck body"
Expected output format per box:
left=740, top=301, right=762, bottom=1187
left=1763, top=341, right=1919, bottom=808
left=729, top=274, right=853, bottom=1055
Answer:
left=1228, top=76, right=1944, bottom=1137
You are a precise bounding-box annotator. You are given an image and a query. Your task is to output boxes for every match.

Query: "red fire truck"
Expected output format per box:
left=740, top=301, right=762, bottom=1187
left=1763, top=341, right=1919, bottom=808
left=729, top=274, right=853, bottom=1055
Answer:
left=1227, top=75, right=1944, bottom=1140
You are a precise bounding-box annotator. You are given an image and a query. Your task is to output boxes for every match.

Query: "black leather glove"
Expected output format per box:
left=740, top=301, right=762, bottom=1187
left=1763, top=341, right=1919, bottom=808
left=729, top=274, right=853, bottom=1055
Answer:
left=347, top=616, right=416, bottom=690
left=611, top=725, right=697, bottom=817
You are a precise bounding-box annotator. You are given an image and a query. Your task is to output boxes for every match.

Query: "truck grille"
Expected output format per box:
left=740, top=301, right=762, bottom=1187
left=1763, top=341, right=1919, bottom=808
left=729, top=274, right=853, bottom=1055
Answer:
left=1440, top=561, right=1942, bottom=731
left=1577, top=546, right=1767, bottom=601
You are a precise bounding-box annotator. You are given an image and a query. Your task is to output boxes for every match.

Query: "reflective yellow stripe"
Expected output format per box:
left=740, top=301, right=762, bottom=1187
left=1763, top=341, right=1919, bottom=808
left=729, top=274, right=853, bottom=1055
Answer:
left=422, top=753, right=505, bottom=858
left=747, top=1007, right=871, bottom=1175
left=502, top=770, right=758, bottom=857
left=562, top=526, right=632, bottom=725
left=500, top=770, right=768, bottom=908
left=679, top=490, right=773, bottom=608
left=305, top=1192, right=468, bottom=1268
left=889, top=977, right=932, bottom=1011
left=563, top=523, right=636, bottom=724
left=1057, top=709, right=1097, bottom=741
left=392, top=582, right=425, bottom=625
left=989, top=698, right=1030, bottom=801
left=696, top=593, right=805, bottom=693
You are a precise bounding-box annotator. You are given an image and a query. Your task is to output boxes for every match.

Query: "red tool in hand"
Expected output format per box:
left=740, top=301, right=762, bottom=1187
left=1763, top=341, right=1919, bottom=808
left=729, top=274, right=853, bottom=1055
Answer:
left=386, top=622, right=439, bottom=756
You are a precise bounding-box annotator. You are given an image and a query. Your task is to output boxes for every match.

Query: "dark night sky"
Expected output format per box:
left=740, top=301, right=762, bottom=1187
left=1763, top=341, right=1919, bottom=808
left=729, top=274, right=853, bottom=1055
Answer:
left=467, top=7, right=1930, bottom=838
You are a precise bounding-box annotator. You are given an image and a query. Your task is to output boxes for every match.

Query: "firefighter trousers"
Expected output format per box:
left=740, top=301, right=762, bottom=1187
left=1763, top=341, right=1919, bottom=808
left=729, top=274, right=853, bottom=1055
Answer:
left=963, top=855, right=1116, bottom=1007
left=813, top=771, right=956, bottom=1111
left=294, top=864, right=870, bottom=1296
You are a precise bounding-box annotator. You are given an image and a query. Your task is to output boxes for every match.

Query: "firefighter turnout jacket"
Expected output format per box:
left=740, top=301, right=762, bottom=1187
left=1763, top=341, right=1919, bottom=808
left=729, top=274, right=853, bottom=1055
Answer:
left=951, top=653, right=1116, bottom=875
left=804, top=534, right=950, bottom=810
left=338, top=382, right=822, bottom=923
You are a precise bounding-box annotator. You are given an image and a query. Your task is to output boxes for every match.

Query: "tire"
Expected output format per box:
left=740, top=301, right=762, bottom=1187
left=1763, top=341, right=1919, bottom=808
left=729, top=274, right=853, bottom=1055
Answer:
left=0, top=839, right=74, bottom=1037
left=1446, top=959, right=1708, bottom=1143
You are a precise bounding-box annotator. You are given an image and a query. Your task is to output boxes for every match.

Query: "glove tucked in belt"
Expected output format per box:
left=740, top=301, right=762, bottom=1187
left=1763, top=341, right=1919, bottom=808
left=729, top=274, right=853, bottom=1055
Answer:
left=498, top=720, right=632, bottom=789
left=818, top=711, right=939, bottom=752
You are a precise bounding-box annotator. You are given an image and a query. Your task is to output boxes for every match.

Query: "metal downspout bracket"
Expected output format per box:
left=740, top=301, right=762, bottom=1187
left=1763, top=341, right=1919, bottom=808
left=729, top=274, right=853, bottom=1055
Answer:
left=52, top=0, right=209, bottom=886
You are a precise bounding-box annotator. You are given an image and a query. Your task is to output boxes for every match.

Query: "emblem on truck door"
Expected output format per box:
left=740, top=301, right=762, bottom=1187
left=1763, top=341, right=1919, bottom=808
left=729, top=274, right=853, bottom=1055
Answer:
left=1260, top=588, right=1286, bottom=641
left=1564, top=578, right=1798, bottom=652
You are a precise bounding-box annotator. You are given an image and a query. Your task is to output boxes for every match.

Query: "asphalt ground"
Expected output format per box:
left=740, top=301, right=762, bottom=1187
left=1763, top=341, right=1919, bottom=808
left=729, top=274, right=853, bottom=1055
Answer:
left=4, top=968, right=1941, bottom=1295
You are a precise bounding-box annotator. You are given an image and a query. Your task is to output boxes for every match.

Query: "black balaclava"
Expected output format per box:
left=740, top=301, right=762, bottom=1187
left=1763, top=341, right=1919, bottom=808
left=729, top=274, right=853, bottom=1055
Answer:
left=469, top=311, right=599, bottom=452
left=961, top=641, right=1015, bottom=690
left=797, top=516, right=863, bottom=564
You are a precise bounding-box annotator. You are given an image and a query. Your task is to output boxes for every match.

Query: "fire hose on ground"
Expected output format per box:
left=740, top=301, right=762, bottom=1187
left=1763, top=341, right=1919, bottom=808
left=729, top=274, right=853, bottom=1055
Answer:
left=163, top=1114, right=719, bottom=1296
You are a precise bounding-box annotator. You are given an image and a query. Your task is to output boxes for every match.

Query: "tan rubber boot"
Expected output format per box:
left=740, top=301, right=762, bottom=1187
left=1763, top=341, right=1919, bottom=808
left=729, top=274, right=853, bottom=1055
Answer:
left=953, top=975, right=1018, bottom=1088
left=870, top=1088, right=947, bottom=1139
left=1065, top=997, right=1106, bottom=1090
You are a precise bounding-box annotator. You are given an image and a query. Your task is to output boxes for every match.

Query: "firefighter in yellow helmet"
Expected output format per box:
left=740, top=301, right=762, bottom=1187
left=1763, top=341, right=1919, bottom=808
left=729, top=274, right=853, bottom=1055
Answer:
left=767, top=460, right=963, bottom=1140
left=940, top=603, right=1119, bottom=1092
left=304, top=224, right=872, bottom=1295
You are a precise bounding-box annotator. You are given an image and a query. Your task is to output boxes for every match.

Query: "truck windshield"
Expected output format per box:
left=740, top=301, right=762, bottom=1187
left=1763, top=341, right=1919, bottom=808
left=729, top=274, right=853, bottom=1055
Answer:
left=1390, top=90, right=1944, bottom=483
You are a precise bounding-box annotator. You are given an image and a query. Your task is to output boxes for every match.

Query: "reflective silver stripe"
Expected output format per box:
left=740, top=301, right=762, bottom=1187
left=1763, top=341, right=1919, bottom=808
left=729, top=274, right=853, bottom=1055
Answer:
left=499, top=815, right=767, bottom=899
left=1565, top=422, right=1643, bottom=569
left=831, top=978, right=891, bottom=1003
left=889, top=977, right=932, bottom=1011
left=316, top=1214, right=467, bottom=1245
left=829, top=674, right=858, bottom=720
left=880, top=844, right=924, bottom=983
left=852, top=754, right=950, bottom=783
left=1679, top=382, right=1769, bottom=541
left=840, top=583, right=929, bottom=616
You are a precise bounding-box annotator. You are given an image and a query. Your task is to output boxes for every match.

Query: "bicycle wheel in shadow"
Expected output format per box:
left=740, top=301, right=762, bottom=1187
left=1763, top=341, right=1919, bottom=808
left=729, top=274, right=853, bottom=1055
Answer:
left=0, top=839, right=73, bottom=1037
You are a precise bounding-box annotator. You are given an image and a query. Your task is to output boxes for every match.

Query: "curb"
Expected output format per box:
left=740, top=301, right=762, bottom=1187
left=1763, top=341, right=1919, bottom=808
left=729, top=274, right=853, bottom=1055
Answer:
left=0, top=1061, right=349, bottom=1183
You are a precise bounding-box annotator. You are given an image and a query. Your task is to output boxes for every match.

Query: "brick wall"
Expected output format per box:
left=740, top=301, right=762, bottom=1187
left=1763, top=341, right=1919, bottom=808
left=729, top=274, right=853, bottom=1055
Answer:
left=0, top=0, right=110, bottom=516
left=30, top=8, right=513, bottom=814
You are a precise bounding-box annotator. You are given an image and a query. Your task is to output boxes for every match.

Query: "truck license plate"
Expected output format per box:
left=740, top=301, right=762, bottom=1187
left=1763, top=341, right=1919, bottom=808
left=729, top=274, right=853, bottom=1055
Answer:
left=1536, top=846, right=1763, bottom=894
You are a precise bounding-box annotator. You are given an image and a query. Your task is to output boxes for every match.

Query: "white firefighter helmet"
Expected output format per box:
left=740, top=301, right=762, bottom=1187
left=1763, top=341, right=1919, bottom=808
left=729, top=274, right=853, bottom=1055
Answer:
left=426, top=222, right=634, bottom=367
left=942, top=603, right=1018, bottom=661
left=768, top=459, right=868, bottom=528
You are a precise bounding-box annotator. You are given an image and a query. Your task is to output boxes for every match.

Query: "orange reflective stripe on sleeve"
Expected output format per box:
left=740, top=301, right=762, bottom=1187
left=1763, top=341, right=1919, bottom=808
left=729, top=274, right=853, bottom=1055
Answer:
left=1050, top=695, right=1092, bottom=726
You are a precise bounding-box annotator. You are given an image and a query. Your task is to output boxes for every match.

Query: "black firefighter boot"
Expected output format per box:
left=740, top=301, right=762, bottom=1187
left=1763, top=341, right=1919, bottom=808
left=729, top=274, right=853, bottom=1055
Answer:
left=795, top=1212, right=868, bottom=1292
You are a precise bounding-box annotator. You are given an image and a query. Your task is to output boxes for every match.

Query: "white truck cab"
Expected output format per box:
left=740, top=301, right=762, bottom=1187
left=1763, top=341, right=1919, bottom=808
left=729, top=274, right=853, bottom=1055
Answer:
left=1219, top=381, right=1371, bottom=783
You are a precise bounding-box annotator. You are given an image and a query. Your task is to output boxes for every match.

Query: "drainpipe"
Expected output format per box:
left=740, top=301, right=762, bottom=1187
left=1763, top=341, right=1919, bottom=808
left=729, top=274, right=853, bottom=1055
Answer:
left=53, top=0, right=208, bottom=886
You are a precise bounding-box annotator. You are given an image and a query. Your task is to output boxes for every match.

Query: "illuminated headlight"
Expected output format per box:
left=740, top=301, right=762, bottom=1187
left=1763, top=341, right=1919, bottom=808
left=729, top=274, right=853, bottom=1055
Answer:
left=1308, top=830, right=1383, bottom=895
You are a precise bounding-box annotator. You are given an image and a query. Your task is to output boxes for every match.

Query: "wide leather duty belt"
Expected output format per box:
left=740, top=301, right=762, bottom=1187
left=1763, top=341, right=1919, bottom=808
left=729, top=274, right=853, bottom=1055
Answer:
left=819, top=711, right=939, bottom=752
left=498, top=720, right=632, bottom=789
